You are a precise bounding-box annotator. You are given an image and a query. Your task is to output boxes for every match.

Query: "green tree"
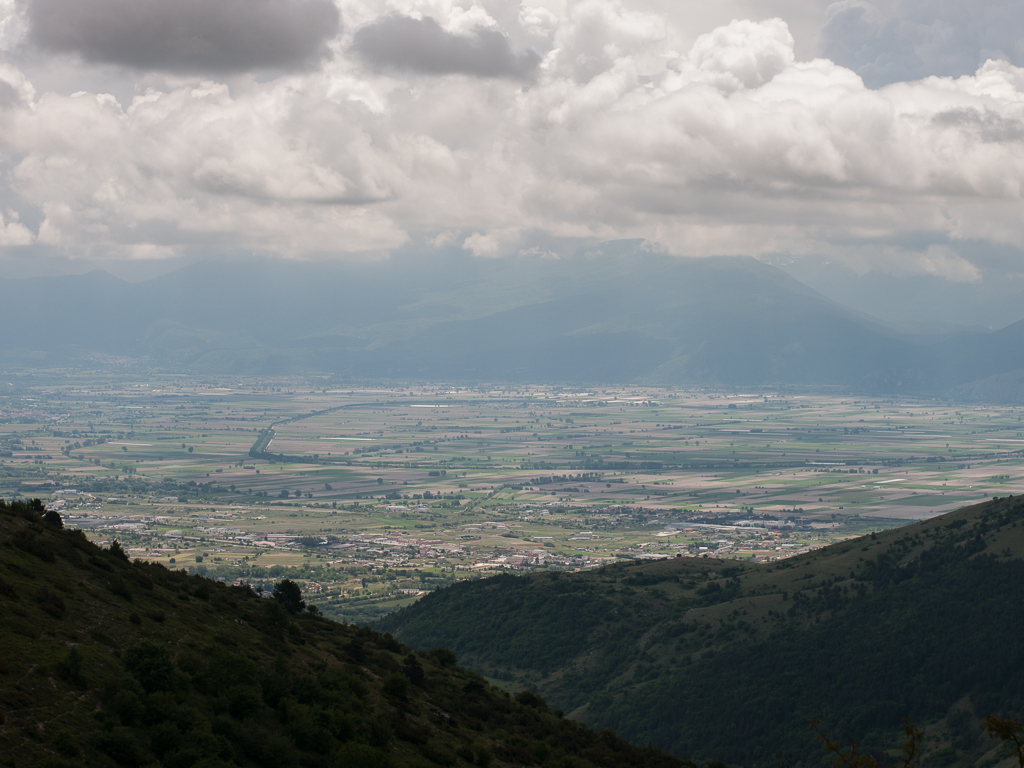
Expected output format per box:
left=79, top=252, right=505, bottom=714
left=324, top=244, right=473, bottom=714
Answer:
left=986, top=716, right=1024, bottom=768
left=63, top=645, right=84, bottom=686
left=109, top=539, right=129, bottom=561
left=272, top=579, right=306, bottom=614
left=809, top=717, right=921, bottom=768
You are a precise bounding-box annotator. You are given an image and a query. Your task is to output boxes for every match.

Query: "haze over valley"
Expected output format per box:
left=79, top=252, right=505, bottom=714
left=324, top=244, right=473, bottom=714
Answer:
left=5, top=249, right=1024, bottom=403
left=3, top=0, right=1024, bottom=765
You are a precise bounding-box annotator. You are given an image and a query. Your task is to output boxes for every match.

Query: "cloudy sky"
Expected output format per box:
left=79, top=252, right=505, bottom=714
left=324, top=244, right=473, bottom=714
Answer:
left=0, top=0, right=1023, bottom=295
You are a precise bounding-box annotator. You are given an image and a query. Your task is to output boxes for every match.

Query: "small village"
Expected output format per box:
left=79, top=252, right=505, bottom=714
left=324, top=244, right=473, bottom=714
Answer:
left=49, top=490, right=867, bottom=622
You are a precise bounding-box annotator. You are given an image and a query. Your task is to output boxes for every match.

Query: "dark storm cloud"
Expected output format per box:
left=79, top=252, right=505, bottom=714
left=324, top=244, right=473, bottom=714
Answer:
left=351, top=15, right=539, bottom=79
left=27, top=0, right=341, bottom=73
left=932, top=108, right=1024, bottom=143
left=0, top=81, right=21, bottom=109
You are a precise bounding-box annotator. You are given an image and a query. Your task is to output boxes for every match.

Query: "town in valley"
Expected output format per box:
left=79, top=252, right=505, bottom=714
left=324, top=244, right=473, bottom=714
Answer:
left=4, top=373, right=1022, bottom=622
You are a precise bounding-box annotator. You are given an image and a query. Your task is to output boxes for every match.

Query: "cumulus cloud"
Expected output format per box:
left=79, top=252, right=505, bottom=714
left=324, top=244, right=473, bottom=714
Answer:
left=0, top=209, right=33, bottom=245
left=2, top=83, right=407, bottom=254
left=684, top=18, right=794, bottom=91
left=917, top=244, right=982, bottom=282
left=0, top=63, right=33, bottom=102
left=542, top=0, right=668, bottom=84
left=819, top=0, right=1024, bottom=87
left=351, top=15, right=539, bottom=79
left=27, top=0, right=340, bottom=72
left=0, top=2, right=1024, bottom=282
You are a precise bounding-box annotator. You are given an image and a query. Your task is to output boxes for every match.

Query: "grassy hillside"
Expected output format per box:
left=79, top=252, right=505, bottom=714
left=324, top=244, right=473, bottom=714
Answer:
left=0, top=499, right=686, bottom=768
left=378, top=497, right=1024, bottom=767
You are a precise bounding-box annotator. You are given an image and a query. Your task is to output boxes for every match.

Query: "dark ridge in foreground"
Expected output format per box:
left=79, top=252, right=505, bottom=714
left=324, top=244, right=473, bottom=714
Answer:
left=378, top=497, right=1024, bottom=768
left=0, top=499, right=685, bottom=768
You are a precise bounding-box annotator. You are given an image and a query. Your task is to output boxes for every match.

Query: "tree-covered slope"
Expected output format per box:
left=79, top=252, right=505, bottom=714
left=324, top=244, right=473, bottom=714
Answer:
left=0, top=499, right=685, bottom=768
left=378, top=497, right=1024, bottom=767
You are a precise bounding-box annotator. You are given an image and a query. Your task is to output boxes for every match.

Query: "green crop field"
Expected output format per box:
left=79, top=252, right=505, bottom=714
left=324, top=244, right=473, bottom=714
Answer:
left=2, top=371, right=1022, bottom=622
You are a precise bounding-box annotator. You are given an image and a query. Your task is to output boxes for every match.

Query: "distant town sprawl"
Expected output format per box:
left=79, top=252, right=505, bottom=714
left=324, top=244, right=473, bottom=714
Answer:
left=3, top=373, right=1022, bottom=622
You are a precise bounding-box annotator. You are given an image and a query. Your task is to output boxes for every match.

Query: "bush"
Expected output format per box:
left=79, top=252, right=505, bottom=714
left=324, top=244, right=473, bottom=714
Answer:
left=95, top=726, right=144, bottom=766
left=35, top=586, right=66, bottom=618
left=403, top=654, right=425, bottom=687
left=12, top=531, right=56, bottom=562
left=228, top=686, right=263, bottom=719
left=52, top=729, right=79, bottom=757
left=515, top=690, right=549, bottom=711
left=149, top=722, right=180, bottom=757
left=332, top=742, right=393, bottom=768
left=422, top=739, right=457, bottom=766
left=122, top=640, right=175, bottom=694
left=428, top=647, right=458, bottom=667
left=382, top=674, right=408, bottom=700
left=62, top=645, right=84, bottom=686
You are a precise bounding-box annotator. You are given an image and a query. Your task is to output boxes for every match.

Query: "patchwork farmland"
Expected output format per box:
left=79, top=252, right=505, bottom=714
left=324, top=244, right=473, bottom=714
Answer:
left=3, top=373, right=1022, bottom=622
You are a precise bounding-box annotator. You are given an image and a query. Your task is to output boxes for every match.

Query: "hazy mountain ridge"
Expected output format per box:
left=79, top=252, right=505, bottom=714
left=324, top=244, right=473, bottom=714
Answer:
left=951, top=369, right=1024, bottom=404
left=377, top=497, right=1024, bottom=767
left=3, top=248, right=1023, bottom=397
left=0, top=499, right=685, bottom=768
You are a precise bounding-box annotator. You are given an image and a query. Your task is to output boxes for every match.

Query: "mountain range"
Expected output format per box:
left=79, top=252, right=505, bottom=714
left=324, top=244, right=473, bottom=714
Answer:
left=3, top=244, right=1024, bottom=398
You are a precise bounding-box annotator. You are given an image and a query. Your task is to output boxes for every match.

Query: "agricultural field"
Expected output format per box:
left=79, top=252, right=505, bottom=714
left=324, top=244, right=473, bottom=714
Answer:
left=2, top=371, right=1023, bottom=623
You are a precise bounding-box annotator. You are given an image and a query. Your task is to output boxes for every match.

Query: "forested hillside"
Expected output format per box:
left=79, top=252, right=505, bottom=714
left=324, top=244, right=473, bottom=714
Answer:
left=379, top=497, right=1024, bottom=767
left=0, top=499, right=685, bottom=768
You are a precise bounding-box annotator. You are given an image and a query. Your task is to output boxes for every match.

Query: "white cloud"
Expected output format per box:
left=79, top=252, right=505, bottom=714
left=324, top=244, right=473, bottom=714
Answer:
left=0, top=62, right=34, bottom=103
left=0, top=209, right=33, bottom=245
left=519, top=4, right=560, bottom=39
left=796, top=242, right=986, bottom=282
left=916, top=244, right=982, bottom=282
left=444, top=5, right=499, bottom=35
left=0, top=1, right=1023, bottom=282
left=462, top=229, right=520, bottom=257
left=683, top=18, right=794, bottom=91
left=0, top=0, right=25, bottom=53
